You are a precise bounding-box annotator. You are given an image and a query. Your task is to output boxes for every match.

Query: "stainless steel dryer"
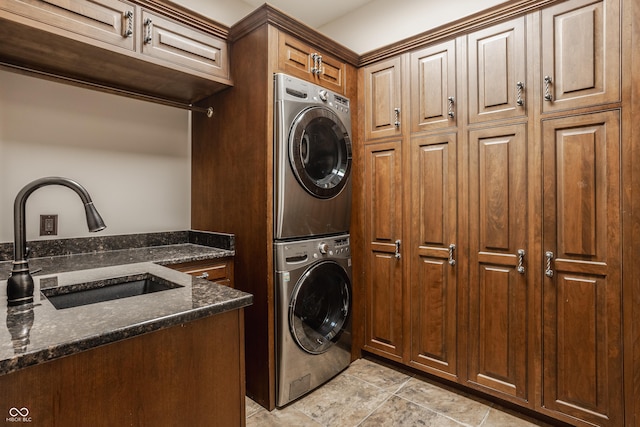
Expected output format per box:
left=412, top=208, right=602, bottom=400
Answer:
left=274, top=234, right=352, bottom=407
left=274, top=73, right=353, bottom=240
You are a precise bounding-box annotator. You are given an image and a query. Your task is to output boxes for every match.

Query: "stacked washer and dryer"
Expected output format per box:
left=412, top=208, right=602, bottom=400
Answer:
left=273, top=73, right=353, bottom=407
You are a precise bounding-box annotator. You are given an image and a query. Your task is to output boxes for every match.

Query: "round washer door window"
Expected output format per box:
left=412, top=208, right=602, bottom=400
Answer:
left=289, top=261, right=351, bottom=354
left=289, top=106, right=352, bottom=199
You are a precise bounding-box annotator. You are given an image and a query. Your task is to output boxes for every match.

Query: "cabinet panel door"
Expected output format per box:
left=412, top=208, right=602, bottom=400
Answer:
left=541, top=0, right=620, bottom=112
left=408, top=133, right=458, bottom=380
left=468, top=124, right=529, bottom=403
left=541, top=111, right=622, bottom=426
left=141, top=11, right=229, bottom=78
left=363, top=57, right=403, bottom=141
left=363, top=141, right=404, bottom=361
left=0, top=0, right=135, bottom=50
left=410, top=40, right=456, bottom=132
left=468, top=17, right=527, bottom=123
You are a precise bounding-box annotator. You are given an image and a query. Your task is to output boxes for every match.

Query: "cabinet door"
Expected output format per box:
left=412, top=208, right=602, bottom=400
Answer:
left=468, top=17, right=527, bottom=123
left=277, top=32, right=345, bottom=93
left=410, top=40, right=457, bottom=132
left=0, top=0, right=135, bottom=50
left=363, top=141, right=404, bottom=361
left=467, top=124, right=529, bottom=403
left=140, top=11, right=229, bottom=78
left=363, top=57, right=403, bottom=141
left=408, top=133, right=458, bottom=381
left=541, top=111, right=623, bottom=426
left=540, top=0, right=620, bottom=112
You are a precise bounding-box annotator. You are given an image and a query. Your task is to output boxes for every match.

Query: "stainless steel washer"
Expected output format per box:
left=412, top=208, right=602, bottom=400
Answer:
left=274, top=234, right=352, bottom=407
left=274, top=73, right=353, bottom=240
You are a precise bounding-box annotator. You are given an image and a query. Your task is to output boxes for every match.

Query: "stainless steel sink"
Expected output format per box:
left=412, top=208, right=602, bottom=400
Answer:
left=41, top=273, right=183, bottom=310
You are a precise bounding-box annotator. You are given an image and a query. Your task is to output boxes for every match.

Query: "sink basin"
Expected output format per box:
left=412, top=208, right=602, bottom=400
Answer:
left=41, top=273, right=183, bottom=310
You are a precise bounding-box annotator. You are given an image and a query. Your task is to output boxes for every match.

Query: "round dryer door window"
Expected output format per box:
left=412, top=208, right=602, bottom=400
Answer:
left=289, top=261, right=351, bottom=354
left=289, top=106, right=352, bottom=199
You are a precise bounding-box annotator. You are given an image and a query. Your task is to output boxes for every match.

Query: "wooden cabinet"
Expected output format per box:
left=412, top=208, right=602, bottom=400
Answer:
left=0, top=0, right=135, bottom=50
left=0, top=0, right=232, bottom=104
left=467, top=17, right=527, bottom=123
left=540, top=0, right=620, bottom=113
left=408, top=132, right=458, bottom=381
left=278, top=32, right=346, bottom=93
left=540, top=111, right=623, bottom=426
left=363, top=141, right=404, bottom=362
left=410, top=40, right=457, bottom=132
left=362, top=56, right=404, bottom=141
left=140, top=10, right=229, bottom=78
left=467, top=124, right=529, bottom=403
left=168, top=257, right=234, bottom=287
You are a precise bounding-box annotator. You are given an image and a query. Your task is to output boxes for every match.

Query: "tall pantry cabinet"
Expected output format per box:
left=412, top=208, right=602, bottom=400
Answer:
left=357, top=0, right=628, bottom=425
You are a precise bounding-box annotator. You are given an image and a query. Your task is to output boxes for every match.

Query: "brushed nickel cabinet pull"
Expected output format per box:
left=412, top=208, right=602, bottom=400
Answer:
left=448, top=243, right=456, bottom=266
left=447, top=96, right=455, bottom=119
left=395, top=240, right=401, bottom=259
left=545, top=251, right=554, bottom=277
left=196, top=272, right=209, bottom=279
left=516, top=81, right=525, bottom=106
left=543, top=76, right=553, bottom=102
left=394, top=108, right=401, bottom=128
left=517, top=249, right=525, bottom=274
left=144, top=18, right=153, bottom=45
left=123, top=11, right=133, bottom=38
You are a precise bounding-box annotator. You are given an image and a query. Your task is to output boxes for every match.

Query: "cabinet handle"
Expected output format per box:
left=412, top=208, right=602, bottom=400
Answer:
left=517, top=249, right=525, bottom=274
left=395, top=240, right=401, bottom=259
left=543, top=76, right=553, bottom=102
left=122, top=11, right=134, bottom=38
left=447, top=96, right=455, bottom=119
left=311, top=53, right=322, bottom=76
left=448, top=243, right=456, bottom=266
left=196, top=272, right=209, bottom=279
left=516, top=81, right=525, bottom=106
left=144, top=18, right=153, bottom=45
left=545, top=251, right=554, bottom=277
left=394, top=108, right=401, bottom=128
left=317, top=54, right=323, bottom=75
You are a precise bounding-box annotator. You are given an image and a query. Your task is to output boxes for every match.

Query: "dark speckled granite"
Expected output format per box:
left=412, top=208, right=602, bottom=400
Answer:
left=0, top=230, right=234, bottom=261
left=0, top=232, right=251, bottom=377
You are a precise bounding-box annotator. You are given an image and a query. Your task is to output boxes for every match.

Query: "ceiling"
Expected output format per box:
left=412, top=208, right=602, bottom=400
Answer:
left=241, top=0, right=375, bottom=28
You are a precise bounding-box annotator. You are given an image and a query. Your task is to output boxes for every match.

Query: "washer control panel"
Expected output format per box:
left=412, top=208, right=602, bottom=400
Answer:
left=275, top=234, right=351, bottom=270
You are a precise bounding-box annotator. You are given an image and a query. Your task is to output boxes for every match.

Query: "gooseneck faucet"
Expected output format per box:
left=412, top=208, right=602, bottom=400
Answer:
left=6, top=177, right=106, bottom=306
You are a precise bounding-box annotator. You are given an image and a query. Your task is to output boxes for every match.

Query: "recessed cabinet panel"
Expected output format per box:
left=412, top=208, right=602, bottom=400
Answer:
left=140, top=11, right=229, bottom=78
left=409, top=133, right=458, bottom=380
left=468, top=124, right=528, bottom=402
left=0, top=0, right=135, bottom=50
left=410, top=40, right=456, bottom=132
left=364, top=142, right=404, bottom=361
left=541, top=0, right=620, bottom=112
left=363, top=57, right=403, bottom=141
left=542, top=111, right=622, bottom=426
left=468, top=17, right=527, bottom=123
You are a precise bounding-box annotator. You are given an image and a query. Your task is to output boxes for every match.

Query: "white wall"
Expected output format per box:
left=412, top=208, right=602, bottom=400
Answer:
left=0, top=70, right=191, bottom=243
left=319, top=0, right=509, bottom=54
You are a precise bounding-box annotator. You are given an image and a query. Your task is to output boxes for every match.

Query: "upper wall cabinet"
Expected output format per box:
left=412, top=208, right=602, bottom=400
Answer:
left=410, top=39, right=457, bottom=133
left=362, top=56, right=404, bottom=141
left=0, top=0, right=136, bottom=50
left=467, top=17, right=527, bottom=123
left=540, top=0, right=620, bottom=113
left=278, top=32, right=346, bottom=93
left=0, top=0, right=232, bottom=104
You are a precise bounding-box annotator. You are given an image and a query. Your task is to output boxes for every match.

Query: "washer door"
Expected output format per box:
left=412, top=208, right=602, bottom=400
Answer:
left=289, top=261, right=351, bottom=354
left=289, top=106, right=352, bottom=199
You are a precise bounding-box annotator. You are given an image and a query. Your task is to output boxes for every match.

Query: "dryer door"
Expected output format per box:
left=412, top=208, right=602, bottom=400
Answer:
left=289, top=260, right=351, bottom=354
left=289, top=106, right=352, bottom=199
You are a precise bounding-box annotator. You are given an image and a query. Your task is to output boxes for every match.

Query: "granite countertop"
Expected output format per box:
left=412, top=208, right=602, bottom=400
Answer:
left=0, top=233, right=252, bottom=376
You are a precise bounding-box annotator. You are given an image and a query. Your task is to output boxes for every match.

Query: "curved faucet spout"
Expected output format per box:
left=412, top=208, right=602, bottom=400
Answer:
left=7, top=177, right=107, bottom=306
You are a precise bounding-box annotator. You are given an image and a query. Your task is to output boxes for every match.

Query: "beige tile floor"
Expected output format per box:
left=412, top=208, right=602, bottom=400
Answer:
left=246, top=357, right=556, bottom=427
